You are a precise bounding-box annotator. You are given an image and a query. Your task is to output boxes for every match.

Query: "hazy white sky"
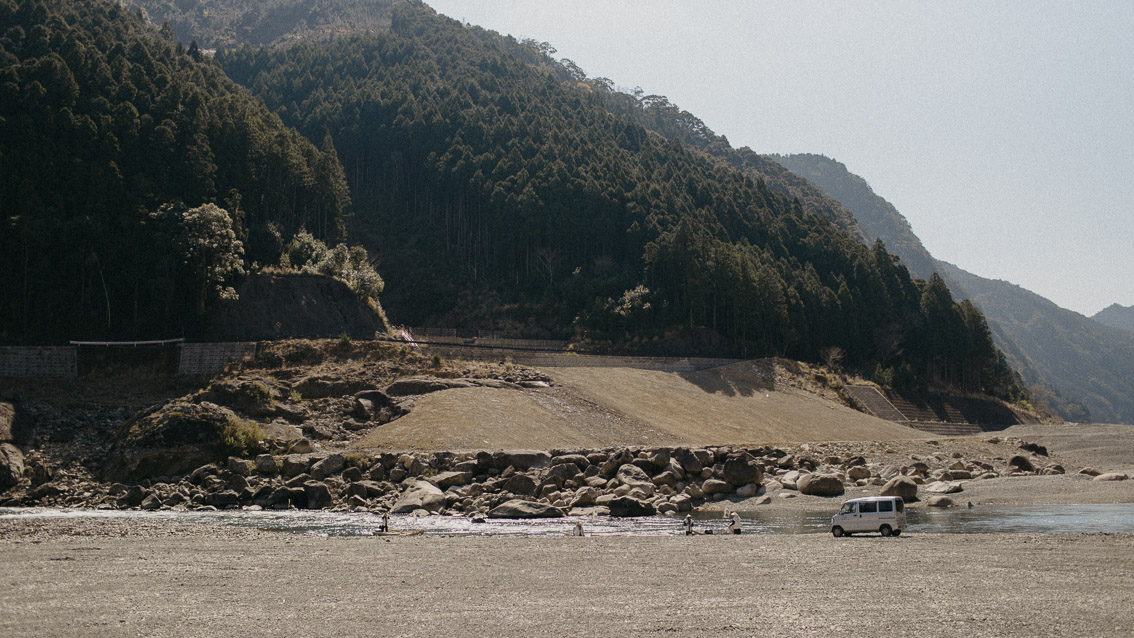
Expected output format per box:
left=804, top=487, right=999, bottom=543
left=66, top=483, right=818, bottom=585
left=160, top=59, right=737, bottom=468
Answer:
left=426, top=0, right=1133, bottom=316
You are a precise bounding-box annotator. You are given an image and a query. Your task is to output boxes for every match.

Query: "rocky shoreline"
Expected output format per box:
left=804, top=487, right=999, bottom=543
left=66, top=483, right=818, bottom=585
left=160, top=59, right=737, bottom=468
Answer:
left=5, top=433, right=1127, bottom=518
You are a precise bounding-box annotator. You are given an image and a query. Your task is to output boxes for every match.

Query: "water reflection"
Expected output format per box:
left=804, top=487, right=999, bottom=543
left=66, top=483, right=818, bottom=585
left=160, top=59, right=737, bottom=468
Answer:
left=2, top=503, right=1132, bottom=537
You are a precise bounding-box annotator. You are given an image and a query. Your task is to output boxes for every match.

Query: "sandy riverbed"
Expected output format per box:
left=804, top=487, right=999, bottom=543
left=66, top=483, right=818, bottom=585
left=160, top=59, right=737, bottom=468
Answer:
left=1, top=518, right=1132, bottom=638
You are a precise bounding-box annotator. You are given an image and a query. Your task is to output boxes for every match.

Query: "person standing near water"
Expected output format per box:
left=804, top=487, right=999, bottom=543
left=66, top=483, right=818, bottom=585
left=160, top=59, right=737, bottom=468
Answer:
left=684, top=514, right=695, bottom=535
left=377, top=511, right=389, bottom=533
left=727, top=512, right=742, bottom=534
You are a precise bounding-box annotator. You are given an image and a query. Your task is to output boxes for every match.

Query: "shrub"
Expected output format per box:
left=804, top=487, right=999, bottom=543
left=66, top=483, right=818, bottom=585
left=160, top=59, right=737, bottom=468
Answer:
left=220, top=418, right=267, bottom=458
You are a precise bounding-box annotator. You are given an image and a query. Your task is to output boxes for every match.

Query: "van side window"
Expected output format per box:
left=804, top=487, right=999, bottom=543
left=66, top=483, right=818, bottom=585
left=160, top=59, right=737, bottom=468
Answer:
left=895, top=500, right=904, bottom=512
left=878, top=501, right=893, bottom=512
left=859, top=502, right=878, bottom=513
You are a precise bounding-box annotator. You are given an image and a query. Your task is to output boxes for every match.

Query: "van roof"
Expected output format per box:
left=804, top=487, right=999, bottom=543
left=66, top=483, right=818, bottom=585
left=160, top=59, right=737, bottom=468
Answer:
left=842, top=496, right=903, bottom=503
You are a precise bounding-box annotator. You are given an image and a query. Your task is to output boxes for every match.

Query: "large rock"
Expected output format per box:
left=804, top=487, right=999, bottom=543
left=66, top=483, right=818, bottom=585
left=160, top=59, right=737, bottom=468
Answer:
left=0, top=402, right=30, bottom=444
left=494, top=450, right=552, bottom=471
left=487, top=499, right=565, bottom=519
left=1093, top=472, right=1128, bottom=481
left=303, top=482, right=333, bottom=509
left=797, top=473, right=844, bottom=497
left=880, top=476, right=919, bottom=501
left=700, top=479, right=732, bottom=495
left=1008, top=455, right=1035, bottom=472
left=723, top=456, right=763, bottom=487
left=924, top=481, right=963, bottom=494
left=431, top=471, right=473, bottom=489
left=384, top=377, right=476, bottom=397
left=309, top=454, right=345, bottom=479
left=1, top=442, right=25, bottom=490
left=503, top=473, right=538, bottom=496
left=674, top=449, right=704, bottom=475
left=390, top=479, right=445, bottom=513
left=292, top=374, right=369, bottom=399
left=606, top=495, right=656, bottom=517
left=104, top=401, right=241, bottom=483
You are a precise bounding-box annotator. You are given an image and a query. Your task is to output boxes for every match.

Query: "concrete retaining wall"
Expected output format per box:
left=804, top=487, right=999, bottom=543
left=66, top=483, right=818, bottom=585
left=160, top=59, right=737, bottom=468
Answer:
left=0, top=347, right=78, bottom=377
left=177, top=343, right=257, bottom=375
left=423, top=346, right=740, bottom=372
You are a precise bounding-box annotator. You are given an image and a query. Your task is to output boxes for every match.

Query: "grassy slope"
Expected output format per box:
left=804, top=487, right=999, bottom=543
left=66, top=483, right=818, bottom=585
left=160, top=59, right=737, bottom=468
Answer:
left=354, top=361, right=919, bottom=451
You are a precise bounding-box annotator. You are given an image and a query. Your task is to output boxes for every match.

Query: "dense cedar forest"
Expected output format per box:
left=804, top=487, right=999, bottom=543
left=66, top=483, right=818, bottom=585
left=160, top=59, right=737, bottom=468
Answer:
left=0, top=0, right=362, bottom=340
left=2, top=0, right=1025, bottom=400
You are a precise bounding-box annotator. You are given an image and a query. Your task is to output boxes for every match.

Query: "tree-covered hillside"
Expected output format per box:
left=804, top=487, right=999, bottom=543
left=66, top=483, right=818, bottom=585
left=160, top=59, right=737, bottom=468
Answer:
left=208, top=1, right=1019, bottom=396
left=0, top=0, right=356, bottom=340
left=132, top=0, right=393, bottom=50
left=1093, top=304, right=1134, bottom=334
left=767, top=152, right=1130, bottom=422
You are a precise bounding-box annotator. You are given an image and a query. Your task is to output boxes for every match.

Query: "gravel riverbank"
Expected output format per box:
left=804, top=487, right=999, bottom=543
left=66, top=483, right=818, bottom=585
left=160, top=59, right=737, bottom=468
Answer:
left=1, top=518, right=1132, bottom=637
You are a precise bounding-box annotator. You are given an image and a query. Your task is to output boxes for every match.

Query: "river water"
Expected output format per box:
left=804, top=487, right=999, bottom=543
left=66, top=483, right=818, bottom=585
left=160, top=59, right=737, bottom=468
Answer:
left=3, top=503, right=1133, bottom=537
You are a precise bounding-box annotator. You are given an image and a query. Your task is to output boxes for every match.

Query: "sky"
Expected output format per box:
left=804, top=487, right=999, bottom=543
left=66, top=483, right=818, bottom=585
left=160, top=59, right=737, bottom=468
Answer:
left=425, top=0, right=1134, bottom=317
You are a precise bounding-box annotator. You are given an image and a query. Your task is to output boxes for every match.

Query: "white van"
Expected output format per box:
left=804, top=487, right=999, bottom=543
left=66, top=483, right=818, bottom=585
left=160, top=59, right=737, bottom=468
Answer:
left=830, top=496, right=906, bottom=537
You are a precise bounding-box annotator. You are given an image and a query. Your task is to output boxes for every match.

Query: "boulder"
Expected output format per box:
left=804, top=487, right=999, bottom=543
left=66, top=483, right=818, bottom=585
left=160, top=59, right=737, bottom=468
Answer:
left=431, top=471, right=473, bottom=489
left=927, top=496, right=956, bottom=508
left=384, top=377, right=476, bottom=397
left=281, top=456, right=309, bottom=478
left=104, top=401, right=241, bottom=483
left=487, top=499, right=565, bottom=519
left=543, top=462, right=582, bottom=488
left=303, top=482, right=333, bottom=509
left=723, top=456, right=763, bottom=487
left=204, top=490, right=240, bottom=507
left=735, top=483, right=759, bottom=499
left=551, top=454, right=590, bottom=470
left=779, top=470, right=802, bottom=490
left=503, top=474, right=538, bottom=496
left=847, top=466, right=872, bottom=481
left=254, top=454, right=279, bottom=475
left=1078, top=467, right=1101, bottom=477
left=924, top=481, right=963, bottom=494
left=292, top=374, right=368, bottom=399
left=310, top=454, right=345, bottom=479
left=227, top=457, right=252, bottom=476
left=1008, top=455, right=1035, bottom=472
left=701, top=479, right=732, bottom=496
left=494, top=450, right=552, bottom=471
left=674, top=449, right=704, bottom=475
left=797, top=473, right=844, bottom=497
left=606, top=495, right=656, bottom=517
left=0, top=402, right=29, bottom=444
left=569, top=487, right=599, bottom=508
left=880, top=476, right=919, bottom=501
left=390, top=479, right=445, bottom=513
left=116, top=485, right=148, bottom=508
left=342, top=466, right=363, bottom=482
left=1018, top=442, right=1049, bottom=457
left=1093, top=473, right=1128, bottom=481
left=1, top=443, right=25, bottom=490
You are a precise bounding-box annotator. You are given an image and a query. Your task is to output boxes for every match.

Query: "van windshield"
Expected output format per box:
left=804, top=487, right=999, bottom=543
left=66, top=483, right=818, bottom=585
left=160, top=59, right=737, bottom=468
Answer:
left=837, top=503, right=855, bottom=515
left=895, top=499, right=904, bottom=512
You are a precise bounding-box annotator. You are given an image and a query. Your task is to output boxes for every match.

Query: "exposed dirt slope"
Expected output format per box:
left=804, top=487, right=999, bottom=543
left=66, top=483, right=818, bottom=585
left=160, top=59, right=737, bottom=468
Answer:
left=354, top=361, right=920, bottom=451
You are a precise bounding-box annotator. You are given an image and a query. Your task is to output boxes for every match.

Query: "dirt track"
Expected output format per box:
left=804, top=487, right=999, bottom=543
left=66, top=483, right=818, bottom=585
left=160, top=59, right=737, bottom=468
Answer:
left=1, top=520, right=1131, bottom=638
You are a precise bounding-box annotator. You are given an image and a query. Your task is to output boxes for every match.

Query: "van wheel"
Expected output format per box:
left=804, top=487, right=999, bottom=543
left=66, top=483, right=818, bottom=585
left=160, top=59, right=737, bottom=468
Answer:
left=880, top=525, right=893, bottom=537
left=831, top=526, right=845, bottom=537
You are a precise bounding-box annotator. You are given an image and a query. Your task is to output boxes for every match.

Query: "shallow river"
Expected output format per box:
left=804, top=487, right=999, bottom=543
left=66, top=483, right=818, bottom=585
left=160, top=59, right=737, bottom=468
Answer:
left=3, top=503, right=1133, bottom=537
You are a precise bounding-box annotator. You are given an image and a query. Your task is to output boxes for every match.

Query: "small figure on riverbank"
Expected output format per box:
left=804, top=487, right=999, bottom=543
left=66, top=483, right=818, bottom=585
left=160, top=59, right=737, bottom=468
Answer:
left=727, top=512, right=742, bottom=535
left=377, top=510, right=389, bottom=533
left=573, top=521, right=585, bottom=537
left=684, top=514, right=695, bottom=535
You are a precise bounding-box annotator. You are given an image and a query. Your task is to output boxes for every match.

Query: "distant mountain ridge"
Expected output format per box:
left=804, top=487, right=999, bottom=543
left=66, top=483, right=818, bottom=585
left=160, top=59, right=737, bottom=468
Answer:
left=769, top=153, right=1133, bottom=424
left=1093, top=304, right=1134, bottom=333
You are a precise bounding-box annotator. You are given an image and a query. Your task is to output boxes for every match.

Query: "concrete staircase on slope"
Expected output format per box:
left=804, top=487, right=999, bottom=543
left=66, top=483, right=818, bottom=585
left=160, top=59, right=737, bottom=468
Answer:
left=844, top=385, right=907, bottom=422
left=845, top=385, right=988, bottom=436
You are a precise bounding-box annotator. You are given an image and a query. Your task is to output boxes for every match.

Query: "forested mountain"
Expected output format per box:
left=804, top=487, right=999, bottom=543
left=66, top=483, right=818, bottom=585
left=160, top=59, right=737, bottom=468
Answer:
left=1092, top=304, right=1134, bottom=333
left=132, top=0, right=393, bottom=50
left=203, top=1, right=1019, bottom=397
left=768, top=153, right=1132, bottom=423
left=766, top=154, right=944, bottom=282
left=1, top=0, right=1024, bottom=401
left=942, top=264, right=1134, bottom=424
left=0, top=0, right=356, bottom=340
